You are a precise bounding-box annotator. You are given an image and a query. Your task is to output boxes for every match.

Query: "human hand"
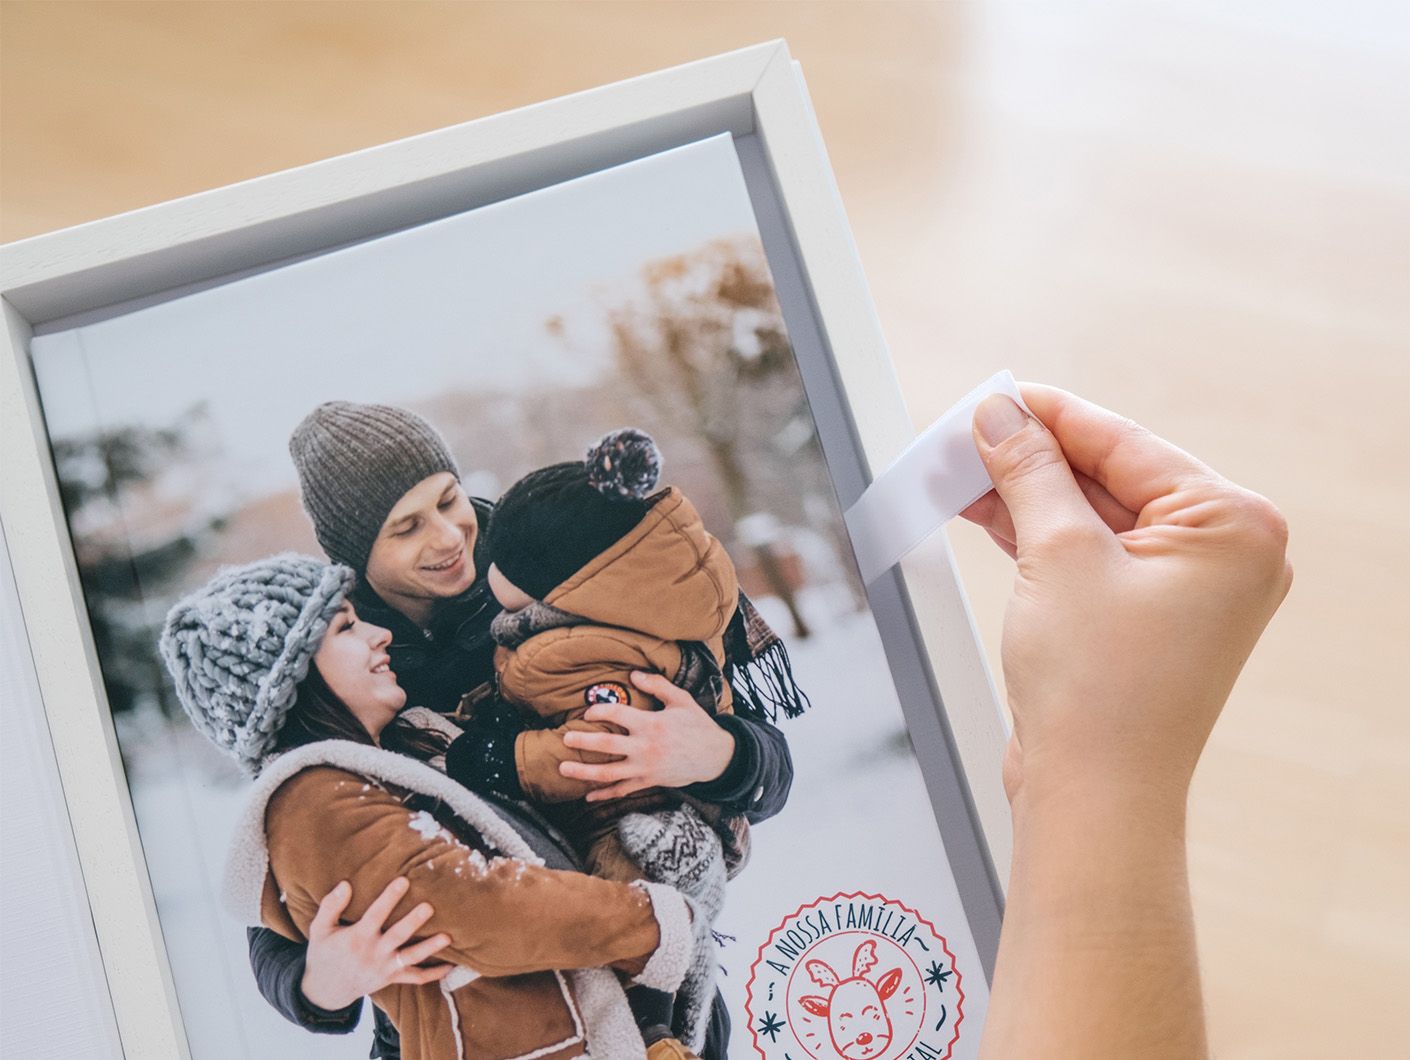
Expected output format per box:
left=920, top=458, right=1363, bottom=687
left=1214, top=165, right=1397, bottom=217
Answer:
left=299, top=876, right=452, bottom=1012
left=559, top=671, right=736, bottom=800
left=962, top=384, right=1292, bottom=808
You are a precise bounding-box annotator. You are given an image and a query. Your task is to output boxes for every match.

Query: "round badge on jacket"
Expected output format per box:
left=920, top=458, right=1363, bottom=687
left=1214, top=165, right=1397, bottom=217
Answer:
left=584, top=682, right=631, bottom=706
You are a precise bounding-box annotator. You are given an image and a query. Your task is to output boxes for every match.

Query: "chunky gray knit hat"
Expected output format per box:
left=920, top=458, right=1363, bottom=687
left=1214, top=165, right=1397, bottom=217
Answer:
left=159, top=553, right=356, bottom=775
left=289, top=401, right=460, bottom=572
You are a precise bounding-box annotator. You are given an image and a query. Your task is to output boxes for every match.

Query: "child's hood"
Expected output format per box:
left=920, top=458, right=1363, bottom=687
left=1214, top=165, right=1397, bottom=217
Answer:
left=542, top=487, right=738, bottom=642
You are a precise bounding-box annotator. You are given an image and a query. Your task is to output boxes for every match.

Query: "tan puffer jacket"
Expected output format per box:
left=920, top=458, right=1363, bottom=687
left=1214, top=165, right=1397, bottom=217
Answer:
left=499, top=487, right=740, bottom=847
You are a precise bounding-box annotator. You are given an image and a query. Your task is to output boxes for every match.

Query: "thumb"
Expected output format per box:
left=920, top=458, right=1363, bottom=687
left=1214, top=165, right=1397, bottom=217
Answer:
left=308, top=881, right=351, bottom=939
left=972, top=394, right=1100, bottom=550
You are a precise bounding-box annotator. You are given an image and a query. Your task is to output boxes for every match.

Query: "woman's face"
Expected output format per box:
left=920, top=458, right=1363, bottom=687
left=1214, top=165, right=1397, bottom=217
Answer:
left=313, top=601, right=406, bottom=739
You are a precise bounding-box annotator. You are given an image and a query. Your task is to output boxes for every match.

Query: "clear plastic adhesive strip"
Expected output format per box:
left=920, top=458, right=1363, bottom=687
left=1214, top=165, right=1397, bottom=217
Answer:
left=844, top=369, right=1029, bottom=585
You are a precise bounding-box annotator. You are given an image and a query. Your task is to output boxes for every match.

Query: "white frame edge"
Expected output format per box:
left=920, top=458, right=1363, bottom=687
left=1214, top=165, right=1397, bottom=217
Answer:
left=0, top=41, right=1009, bottom=1059
left=750, top=51, right=1011, bottom=872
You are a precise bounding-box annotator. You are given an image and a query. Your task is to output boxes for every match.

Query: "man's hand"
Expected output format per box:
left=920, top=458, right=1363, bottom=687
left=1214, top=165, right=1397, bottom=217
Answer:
left=559, top=671, right=736, bottom=801
left=299, top=877, right=452, bottom=1012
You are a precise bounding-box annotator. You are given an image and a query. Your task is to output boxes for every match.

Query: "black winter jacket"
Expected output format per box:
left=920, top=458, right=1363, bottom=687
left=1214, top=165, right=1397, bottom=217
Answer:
left=247, top=499, right=794, bottom=1057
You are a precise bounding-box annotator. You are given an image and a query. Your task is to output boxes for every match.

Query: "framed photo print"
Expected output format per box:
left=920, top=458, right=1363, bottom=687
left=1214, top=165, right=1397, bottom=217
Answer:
left=2, top=41, right=1008, bottom=1060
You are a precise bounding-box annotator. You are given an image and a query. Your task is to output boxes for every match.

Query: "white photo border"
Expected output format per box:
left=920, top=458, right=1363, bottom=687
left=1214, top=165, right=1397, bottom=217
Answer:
left=0, top=40, right=1009, bottom=1060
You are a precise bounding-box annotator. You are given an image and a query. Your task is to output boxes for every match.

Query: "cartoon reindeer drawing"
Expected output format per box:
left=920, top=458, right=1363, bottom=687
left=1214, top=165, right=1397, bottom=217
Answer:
left=798, top=940, right=903, bottom=1059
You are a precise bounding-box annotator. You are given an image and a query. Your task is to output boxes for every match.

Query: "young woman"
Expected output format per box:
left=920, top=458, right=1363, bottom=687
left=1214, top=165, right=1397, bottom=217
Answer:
left=160, top=553, right=703, bottom=1060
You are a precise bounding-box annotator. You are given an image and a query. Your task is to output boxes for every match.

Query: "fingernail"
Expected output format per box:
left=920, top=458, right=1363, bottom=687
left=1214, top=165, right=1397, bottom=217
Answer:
left=335, top=881, right=349, bottom=895
left=975, top=395, right=1028, bottom=446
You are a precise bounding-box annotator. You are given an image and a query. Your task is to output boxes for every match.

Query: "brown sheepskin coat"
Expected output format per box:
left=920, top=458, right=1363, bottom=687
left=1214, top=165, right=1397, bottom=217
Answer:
left=223, top=710, right=695, bottom=1060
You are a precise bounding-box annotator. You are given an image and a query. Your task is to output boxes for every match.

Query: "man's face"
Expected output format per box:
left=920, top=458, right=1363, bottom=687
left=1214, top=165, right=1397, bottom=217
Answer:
left=365, top=473, right=478, bottom=615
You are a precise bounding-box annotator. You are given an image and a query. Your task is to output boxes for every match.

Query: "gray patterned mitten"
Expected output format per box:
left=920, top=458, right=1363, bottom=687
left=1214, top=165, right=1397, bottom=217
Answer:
left=617, top=808, right=726, bottom=921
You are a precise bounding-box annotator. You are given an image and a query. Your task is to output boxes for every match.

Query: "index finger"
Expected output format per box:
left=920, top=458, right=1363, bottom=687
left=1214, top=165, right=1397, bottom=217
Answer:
left=1020, top=383, right=1219, bottom=513
left=627, top=670, right=689, bottom=707
left=581, top=700, right=645, bottom=729
left=357, top=876, right=410, bottom=932
left=961, top=468, right=1139, bottom=542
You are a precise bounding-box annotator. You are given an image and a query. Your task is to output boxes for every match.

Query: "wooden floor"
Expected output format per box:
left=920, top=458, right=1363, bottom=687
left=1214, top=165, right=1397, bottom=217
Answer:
left=4, top=3, right=1407, bottom=1056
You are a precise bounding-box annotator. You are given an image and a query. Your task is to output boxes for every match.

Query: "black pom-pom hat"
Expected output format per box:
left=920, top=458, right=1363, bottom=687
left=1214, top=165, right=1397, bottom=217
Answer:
left=488, top=428, right=664, bottom=601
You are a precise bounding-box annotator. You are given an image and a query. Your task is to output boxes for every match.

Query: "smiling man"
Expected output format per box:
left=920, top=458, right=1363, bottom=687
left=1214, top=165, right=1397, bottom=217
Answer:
left=248, top=400, right=798, bottom=1060
left=369, top=474, right=478, bottom=622
left=287, top=401, right=505, bottom=720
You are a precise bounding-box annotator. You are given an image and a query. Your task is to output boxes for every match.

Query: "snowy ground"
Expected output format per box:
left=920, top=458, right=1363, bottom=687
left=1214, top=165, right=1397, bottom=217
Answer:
left=127, top=593, right=987, bottom=1058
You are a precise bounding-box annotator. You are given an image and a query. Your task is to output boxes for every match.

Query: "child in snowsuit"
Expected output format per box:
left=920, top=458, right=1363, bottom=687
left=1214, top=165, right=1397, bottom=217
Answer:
left=484, top=428, right=740, bottom=1057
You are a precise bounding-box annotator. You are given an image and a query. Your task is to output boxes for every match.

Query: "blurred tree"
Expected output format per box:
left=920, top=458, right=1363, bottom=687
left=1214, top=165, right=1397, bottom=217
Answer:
left=604, top=237, right=844, bottom=637
left=50, top=410, right=218, bottom=716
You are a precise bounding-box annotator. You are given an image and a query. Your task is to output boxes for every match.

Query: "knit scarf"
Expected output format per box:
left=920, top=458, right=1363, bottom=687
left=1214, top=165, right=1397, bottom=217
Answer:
left=722, top=592, right=811, bottom=723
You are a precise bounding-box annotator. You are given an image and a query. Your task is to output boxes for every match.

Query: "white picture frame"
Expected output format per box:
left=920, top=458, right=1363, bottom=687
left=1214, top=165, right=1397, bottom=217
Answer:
left=0, top=40, right=1009, bottom=1059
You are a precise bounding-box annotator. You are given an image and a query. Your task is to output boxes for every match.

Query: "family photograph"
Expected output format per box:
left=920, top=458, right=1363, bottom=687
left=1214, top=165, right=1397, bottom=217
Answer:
left=31, top=135, right=986, bottom=1058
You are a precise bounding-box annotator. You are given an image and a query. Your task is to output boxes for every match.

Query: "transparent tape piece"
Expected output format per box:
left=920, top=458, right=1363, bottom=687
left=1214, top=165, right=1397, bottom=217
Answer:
left=845, top=370, right=1028, bottom=584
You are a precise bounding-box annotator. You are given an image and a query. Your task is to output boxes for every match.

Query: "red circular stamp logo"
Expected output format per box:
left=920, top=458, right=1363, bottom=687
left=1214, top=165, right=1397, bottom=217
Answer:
left=744, top=893, right=964, bottom=1060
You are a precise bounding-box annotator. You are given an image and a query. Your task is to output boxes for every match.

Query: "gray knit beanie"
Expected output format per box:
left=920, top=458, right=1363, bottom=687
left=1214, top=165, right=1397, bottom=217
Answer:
left=158, top=553, right=356, bottom=775
left=289, top=401, right=461, bottom=572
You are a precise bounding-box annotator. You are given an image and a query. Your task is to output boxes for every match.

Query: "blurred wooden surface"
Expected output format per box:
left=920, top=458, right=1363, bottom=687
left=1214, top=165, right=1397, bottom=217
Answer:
left=3, top=2, right=1407, bottom=1056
